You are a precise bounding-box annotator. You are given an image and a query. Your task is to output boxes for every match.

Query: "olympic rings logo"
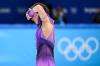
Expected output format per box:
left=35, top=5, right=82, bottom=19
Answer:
left=57, top=37, right=99, bottom=61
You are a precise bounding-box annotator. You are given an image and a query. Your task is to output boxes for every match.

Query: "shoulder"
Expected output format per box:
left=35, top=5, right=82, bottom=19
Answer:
left=48, top=15, right=54, bottom=24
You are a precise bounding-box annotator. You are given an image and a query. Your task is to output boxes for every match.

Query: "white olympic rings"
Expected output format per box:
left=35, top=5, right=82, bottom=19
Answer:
left=57, top=37, right=99, bottom=61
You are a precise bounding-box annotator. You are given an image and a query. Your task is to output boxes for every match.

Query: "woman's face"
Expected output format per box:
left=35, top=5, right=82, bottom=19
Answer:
left=31, top=13, right=39, bottom=24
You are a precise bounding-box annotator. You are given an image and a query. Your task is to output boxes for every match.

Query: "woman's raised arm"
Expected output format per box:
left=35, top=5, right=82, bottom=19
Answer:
left=32, top=5, right=50, bottom=22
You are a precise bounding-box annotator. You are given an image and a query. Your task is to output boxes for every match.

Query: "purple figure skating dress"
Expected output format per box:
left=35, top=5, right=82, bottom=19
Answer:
left=36, top=16, right=55, bottom=66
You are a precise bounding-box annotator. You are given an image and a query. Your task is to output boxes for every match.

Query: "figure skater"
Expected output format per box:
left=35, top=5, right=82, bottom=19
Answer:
left=26, top=3, right=55, bottom=66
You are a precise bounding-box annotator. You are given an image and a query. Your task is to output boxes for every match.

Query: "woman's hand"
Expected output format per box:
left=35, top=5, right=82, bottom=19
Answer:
left=26, top=8, right=36, bottom=20
left=26, top=8, right=32, bottom=20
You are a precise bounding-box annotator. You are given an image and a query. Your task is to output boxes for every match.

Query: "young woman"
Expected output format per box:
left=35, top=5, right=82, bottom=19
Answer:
left=26, top=3, right=55, bottom=66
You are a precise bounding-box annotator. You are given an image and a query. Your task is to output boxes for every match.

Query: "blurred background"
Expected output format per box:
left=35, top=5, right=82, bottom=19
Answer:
left=0, top=0, right=100, bottom=66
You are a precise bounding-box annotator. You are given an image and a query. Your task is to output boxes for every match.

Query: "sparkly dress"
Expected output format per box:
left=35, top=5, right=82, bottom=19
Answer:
left=36, top=16, right=55, bottom=66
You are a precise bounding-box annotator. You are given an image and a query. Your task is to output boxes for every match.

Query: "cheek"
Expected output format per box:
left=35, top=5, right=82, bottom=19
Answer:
left=31, top=15, right=38, bottom=24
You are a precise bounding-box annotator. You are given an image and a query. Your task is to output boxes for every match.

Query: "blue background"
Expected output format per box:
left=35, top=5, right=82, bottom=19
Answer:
left=0, top=25, right=100, bottom=66
left=0, top=0, right=100, bottom=23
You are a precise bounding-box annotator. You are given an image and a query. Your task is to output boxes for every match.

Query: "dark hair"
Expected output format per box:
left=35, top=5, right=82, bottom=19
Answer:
left=30, top=2, right=49, bottom=14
